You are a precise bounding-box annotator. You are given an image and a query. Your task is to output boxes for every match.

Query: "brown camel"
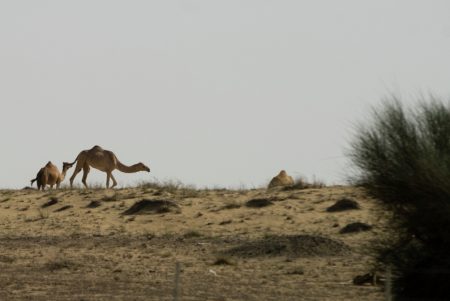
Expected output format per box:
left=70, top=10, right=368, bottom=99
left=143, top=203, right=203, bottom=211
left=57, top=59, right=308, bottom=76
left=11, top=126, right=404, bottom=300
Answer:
left=69, top=145, right=150, bottom=188
left=268, top=170, right=295, bottom=189
left=31, top=161, right=74, bottom=191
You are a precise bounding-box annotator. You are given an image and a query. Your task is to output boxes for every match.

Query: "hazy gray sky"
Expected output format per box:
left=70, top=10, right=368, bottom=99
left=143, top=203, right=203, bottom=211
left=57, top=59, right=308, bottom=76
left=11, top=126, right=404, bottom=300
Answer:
left=1, top=1, right=450, bottom=188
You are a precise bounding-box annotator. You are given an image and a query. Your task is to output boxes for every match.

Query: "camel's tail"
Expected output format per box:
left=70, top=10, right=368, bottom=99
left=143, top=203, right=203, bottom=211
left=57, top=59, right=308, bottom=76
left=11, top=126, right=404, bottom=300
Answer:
left=30, top=178, right=36, bottom=186
left=69, top=153, right=80, bottom=166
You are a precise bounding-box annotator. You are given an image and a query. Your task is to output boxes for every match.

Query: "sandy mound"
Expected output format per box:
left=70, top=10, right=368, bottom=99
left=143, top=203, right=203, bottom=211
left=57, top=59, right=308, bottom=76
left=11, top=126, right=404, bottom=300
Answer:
left=340, top=222, right=372, bottom=234
left=122, top=199, right=179, bottom=215
left=223, top=235, right=350, bottom=258
left=245, top=198, right=274, bottom=208
left=326, top=198, right=360, bottom=212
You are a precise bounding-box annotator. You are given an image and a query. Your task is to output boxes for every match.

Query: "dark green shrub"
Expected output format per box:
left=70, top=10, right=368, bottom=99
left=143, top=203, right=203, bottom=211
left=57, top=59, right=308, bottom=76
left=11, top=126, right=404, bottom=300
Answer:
left=349, top=97, right=450, bottom=300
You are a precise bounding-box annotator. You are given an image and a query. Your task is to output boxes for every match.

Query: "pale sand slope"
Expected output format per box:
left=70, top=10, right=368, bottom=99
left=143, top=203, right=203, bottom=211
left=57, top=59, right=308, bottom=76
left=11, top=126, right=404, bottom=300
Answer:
left=0, top=185, right=390, bottom=301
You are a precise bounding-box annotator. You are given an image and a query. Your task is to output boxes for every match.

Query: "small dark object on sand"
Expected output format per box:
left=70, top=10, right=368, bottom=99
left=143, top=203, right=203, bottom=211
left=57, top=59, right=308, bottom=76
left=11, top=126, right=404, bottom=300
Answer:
left=41, top=197, right=58, bottom=208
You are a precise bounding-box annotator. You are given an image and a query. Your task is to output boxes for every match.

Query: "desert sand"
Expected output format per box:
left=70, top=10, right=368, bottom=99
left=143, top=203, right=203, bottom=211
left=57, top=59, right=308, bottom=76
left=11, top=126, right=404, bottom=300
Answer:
left=0, top=184, right=389, bottom=300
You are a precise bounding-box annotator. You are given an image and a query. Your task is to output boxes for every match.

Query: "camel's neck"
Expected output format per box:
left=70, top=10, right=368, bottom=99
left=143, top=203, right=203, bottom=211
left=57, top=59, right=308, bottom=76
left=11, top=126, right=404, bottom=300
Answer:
left=117, top=162, right=143, bottom=173
left=59, top=169, right=72, bottom=182
left=59, top=169, right=69, bottom=181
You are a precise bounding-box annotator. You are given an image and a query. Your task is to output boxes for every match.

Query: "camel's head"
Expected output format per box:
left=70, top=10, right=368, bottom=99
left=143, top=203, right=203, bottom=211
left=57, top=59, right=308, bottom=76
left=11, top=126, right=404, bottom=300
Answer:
left=138, top=162, right=150, bottom=172
left=62, top=162, right=74, bottom=172
left=279, top=170, right=287, bottom=177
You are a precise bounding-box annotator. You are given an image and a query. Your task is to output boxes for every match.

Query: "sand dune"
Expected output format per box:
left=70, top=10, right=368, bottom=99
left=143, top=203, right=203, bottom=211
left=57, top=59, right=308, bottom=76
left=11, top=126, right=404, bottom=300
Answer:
left=0, top=185, right=389, bottom=300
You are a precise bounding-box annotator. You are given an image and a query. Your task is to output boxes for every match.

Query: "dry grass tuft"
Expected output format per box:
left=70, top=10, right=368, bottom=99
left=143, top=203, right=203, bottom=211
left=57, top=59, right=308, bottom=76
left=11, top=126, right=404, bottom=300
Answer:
left=284, top=177, right=326, bottom=190
left=138, top=180, right=200, bottom=198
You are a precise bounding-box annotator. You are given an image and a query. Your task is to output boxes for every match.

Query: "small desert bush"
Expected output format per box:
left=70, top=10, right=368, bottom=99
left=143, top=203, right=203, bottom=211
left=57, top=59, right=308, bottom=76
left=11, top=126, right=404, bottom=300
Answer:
left=348, top=97, right=450, bottom=300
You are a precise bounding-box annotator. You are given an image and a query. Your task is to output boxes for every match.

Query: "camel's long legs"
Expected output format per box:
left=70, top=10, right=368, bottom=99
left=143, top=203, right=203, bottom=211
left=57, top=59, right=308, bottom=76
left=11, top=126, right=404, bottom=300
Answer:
left=70, top=167, right=83, bottom=188
left=110, top=173, right=118, bottom=188
left=106, top=172, right=111, bottom=188
left=81, top=164, right=90, bottom=188
left=106, top=172, right=118, bottom=189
